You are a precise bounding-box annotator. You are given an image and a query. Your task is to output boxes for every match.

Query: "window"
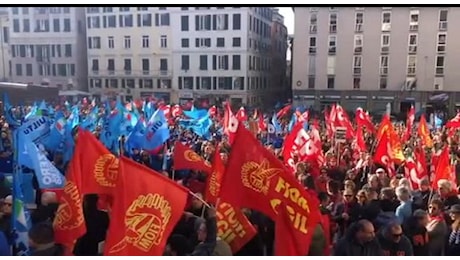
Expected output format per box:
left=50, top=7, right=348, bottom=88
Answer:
left=199, top=55, right=208, bottom=70
left=407, top=55, right=416, bottom=75
left=434, top=77, right=443, bottom=90
left=119, top=14, right=133, bottom=27
left=408, top=34, right=417, bottom=53
left=232, top=55, right=241, bottom=70
left=119, top=7, right=130, bottom=12
left=26, top=64, right=32, bottom=76
left=160, top=35, right=167, bottom=48
left=181, top=55, right=190, bottom=70
left=64, top=44, right=72, bottom=57
left=108, top=36, right=114, bottom=48
left=308, top=76, right=315, bottom=89
left=327, top=56, right=336, bottom=75
left=213, top=14, right=228, bottom=30
left=137, top=14, right=152, bottom=27
left=217, top=55, right=229, bottom=70
left=22, top=8, right=29, bottom=14
left=216, top=38, right=225, bottom=47
left=13, top=19, right=20, bottom=32
left=437, top=33, right=446, bottom=52
left=159, top=7, right=167, bottom=10
left=88, top=16, right=100, bottom=29
left=379, top=77, right=387, bottom=89
left=435, top=56, right=445, bottom=75
left=233, top=14, right=241, bottom=30
left=63, top=19, right=71, bottom=32
left=142, top=58, right=150, bottom=72
left=439, top=9, right=448, bottom=30
left=354, top=34, right=363, bottom=53
left=138, top=7, right=148, bottom=11
left=156, top=13, right=170, bottom=26
left=87, top=7, right=99, bottom=13
left=92, top=59, right=99, bottom=72
left=181, top=38, right=189, bottom=48
left=328, top=35, right=336, bottom=54
left=381, top=34, right=390, bottom=53
left=88, top=36, right=101, bottom=49
left=15, top=64, right=22, bottom=76
left=181, top=7, right=189, bottom=11
left=195, top=15, right=211, bottom=31
left=353, top=77, right=361, bottom=89
left=355, top=12, right=363, bottom=32
left=309, top=36, right=316, bottom=54
left=103, top=7, right=113, bottom=13
left=53, top=18, right=60, bottom=32
left=2, top=27, right=8, bottom=43
left=329, top=13, right=337, bottom=33
left=382, top=11, right=391, bottom=31
left=160, top=59, right=168, bottom=71
left=327, top=77, right=335, bottom=89
left=12, top=8, right=19, bottom=15
left=107, top=59, right=115, bottom=72
left=310, top=13, right=317, bottom=33
left=308, top=56, right=316, bottom=75
left=232, top=37, right=241, bottom=47
left=380, top=55, right=389, bottom=75
left=124, top=36, right=131, bottom=49
left=195, top=38, right=211, bottom=48
left=142, top=35, right=149, bottom=48
left=103, top=15, right=116, bottom=28
left=181, top=15, right=189, bottom=31
left=353, top=55, right=362, bottom=74
left=23, top=19, right=30, bottom=32
left=409, top=9, right=419, bottom=31
left=35, top=19, right=50, bottom=32
left=124, top=59, right=132, bottom=72
left=63, top=7, right=70, bottom=13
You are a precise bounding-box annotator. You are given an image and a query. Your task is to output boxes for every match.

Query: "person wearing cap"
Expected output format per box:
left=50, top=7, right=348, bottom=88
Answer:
left=446, top=204, right=460, bottom=255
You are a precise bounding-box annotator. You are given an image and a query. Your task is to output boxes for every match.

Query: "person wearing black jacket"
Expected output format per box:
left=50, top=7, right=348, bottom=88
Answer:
left=377, top=221, right=414, bottom=256
left=189, top=207, right=217, bottom=256
left=333, top=219, right=383, bottom=256
left=404, top=210, right=430, bottom=256
left=360, top=188, right=381, bottom=222
left=333, top=189, right=361, bottom=238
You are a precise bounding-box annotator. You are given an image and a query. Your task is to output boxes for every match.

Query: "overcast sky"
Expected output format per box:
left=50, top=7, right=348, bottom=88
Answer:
left=278, top=7, right=294, bottom=35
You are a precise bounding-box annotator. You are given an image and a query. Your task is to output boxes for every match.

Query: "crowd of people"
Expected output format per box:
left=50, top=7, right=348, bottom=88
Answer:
left=0, top=100, right=459, bottom=256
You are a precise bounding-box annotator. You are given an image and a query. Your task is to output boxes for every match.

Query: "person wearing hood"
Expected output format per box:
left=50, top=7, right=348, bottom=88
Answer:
left=404, top=209, right=430, bottom=256
left=377, top=221, right=413, bottom=256
left=333, top=219, right=383, bottom=256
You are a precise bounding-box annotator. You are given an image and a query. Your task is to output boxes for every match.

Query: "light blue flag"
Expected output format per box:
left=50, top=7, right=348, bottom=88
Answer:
left=3, top=93, right=20, bottom=128
left=12, top=171, right=31, bottom=256
left=183, top=109, right=208, bottom=120
left=178, top=115, right=212, bottom=139
left=271, top=112, right=282, bottom=134
left=26, top=141, right=65, bottom=189
left=43, top=111, right=66, bottom=152
left=17, top=116, right=51, bottom=169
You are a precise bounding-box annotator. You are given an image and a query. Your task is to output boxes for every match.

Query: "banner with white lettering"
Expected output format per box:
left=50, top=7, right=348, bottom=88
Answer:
left=16, top=116, right=51, bottom=169
left=26, top=141, right=65, bottom=189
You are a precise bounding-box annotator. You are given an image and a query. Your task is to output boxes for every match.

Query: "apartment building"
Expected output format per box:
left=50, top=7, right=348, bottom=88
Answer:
left=270, top=9, right=289, bottom=103
left=0, top=9, right=10, bottom=81
left=8, top=7, right=88, bottom=91
left=86, top=7, right=173, bottom=102
left=171, top=7, right=286, bottom=106
left=292, top=7, right=460, bottom=113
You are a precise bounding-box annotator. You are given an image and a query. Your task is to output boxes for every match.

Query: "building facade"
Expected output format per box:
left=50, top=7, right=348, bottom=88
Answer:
left=86, top=7, right=173, bottom=102
left=171, top=7, right=286, bottom=106
left=8, top=7, right=88, bottom=91
left=292, top=7, right=460, bottom=114
left=0, top=9, right=10, bottom=81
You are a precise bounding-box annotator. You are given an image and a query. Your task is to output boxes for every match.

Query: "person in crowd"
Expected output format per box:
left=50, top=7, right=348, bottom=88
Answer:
left=412, top=177, right=432, bottom=211
left=333, top=220, right=382, bottom=256
left=31, top=192, right=59, bottom=224
left=164, top=234, right=191, bottom=256
left=0, top=195, right=12, bottom=236
left=361, top=188, right=381, bottom=223
left=333, top=189, right=361, bottom=238
left=404, top=209, right=430, bottom=256
left=363, top=174, right=381, bottom=194
left=380, top=187, right=399, bottom=213
left=446, top=204, right=460, bottom=256
left=375, top=168, right=389, bottom=188
left=395, top=186, right=413, bottom=226
left=190, top=207, right=217, bottom=256
left=426, top=199, right=448, bottom=256
left=437, top=180, right=460, bottom=212
left=377, top=222, right=414, bottom=256
left=28, top=222, right=63, bottom=256
left=356, top=189, right=367, bottom=206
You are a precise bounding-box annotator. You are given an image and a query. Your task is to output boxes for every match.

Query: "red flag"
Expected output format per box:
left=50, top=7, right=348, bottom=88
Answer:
left=78, top=130, right=119, bottom=196
left=104, top=157, right=189, bottom=256
left=172, top=142, right=212, bottom=173
left=446, top=112, right=460, bottom=129
left=216, top=202, right=257, bottom=254
left=219, top=125, right=321, bottom=255
left=355, top=108, right=375, bottom=133
left=171, top=104, right=183, bottom=118
left=276, top=104, right=292, bottom=119
left=274, top=203, right=313, bottom=256
left=431, top=146, right=457, bottom=190
left=53, top=136, right=86, bottom=250
left=258, top=114, right=267, bottom=132
left=223, top=102, right=239, bottom=144
left=208, top=105, right=217, bottom=118
left=235, top=107, right=248, bottom=122
left=402, top=106, right=415, bottom=143
left=373, top=132, right=396, bottom=177
left=205, top=146, right=225, bottom=204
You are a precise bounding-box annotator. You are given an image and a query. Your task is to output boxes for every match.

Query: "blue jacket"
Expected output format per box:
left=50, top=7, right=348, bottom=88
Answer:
left=0, top=231, right=10, bottom=256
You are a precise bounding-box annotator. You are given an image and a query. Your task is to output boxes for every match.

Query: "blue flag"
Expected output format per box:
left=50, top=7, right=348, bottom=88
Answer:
left=183, top=109, right=208, bottom=120
left=17, top=116, right=51, bottom=169
left=178, top=115, right=212, bottom=139
left=26, top=141, right=65, bottom=189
